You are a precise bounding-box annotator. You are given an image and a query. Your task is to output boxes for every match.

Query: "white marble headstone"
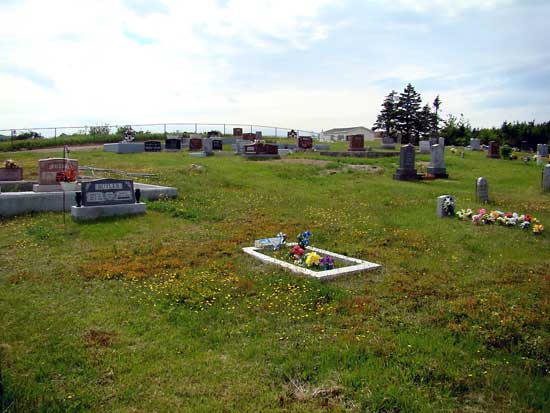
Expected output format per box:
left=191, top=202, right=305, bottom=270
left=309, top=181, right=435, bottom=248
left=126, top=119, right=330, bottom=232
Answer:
left=471, top=138, right=481, bottom=151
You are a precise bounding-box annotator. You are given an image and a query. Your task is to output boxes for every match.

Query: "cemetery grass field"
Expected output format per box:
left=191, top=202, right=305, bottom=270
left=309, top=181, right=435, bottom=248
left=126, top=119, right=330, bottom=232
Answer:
left=1, top=144, right=549, bottom=412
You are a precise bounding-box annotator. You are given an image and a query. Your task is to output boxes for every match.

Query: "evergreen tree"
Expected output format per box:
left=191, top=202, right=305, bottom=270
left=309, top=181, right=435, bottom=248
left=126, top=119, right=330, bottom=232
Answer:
left=373, top=90, right=398, bottom=137
left=395, top=83, right=422, bottom=144
left=418, top=104, right=434, bottom=139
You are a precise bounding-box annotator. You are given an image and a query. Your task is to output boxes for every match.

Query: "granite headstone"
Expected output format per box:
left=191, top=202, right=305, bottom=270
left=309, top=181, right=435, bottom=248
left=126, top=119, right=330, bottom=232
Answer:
left=81, top=178, right=135, bottom=206
left=393, top=144, right=419, bottom=180
left=476, top=177, right=489, bottom=202
left=144, top=141, right=162, bottom=152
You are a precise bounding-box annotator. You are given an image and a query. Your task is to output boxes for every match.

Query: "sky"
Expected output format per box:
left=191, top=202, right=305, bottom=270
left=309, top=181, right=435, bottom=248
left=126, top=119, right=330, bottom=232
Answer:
left=1, top=0, right=549, bottom=133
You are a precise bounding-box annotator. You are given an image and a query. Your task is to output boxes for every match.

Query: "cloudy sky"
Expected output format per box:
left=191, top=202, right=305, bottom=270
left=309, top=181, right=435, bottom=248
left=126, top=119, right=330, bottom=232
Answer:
left=1, top=0, right=549, bottom=133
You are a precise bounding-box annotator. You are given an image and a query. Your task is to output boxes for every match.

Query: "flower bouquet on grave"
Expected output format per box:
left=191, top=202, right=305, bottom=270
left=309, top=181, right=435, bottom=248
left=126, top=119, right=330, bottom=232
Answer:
left=4, top=159, right=19, bottom=168
left=442, top=196, right=455, bottom=217
left=56, top=165, right=79, bottom=191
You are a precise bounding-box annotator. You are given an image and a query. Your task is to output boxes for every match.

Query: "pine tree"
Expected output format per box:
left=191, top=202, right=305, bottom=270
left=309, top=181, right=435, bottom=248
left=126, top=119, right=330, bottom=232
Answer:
left=418, top=104, right=434, bottom=139
left=395, top=83, right=422, bottom=144
left=373, top=90, right=398, bottom=137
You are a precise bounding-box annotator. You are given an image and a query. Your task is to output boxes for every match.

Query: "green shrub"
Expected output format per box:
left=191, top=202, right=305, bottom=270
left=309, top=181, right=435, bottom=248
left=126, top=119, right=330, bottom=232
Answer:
left=501, top=145, right=513, bottom=159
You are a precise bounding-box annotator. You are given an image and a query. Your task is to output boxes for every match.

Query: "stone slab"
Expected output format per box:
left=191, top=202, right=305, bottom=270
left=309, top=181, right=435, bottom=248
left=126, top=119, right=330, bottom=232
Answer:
left=103, top=142, right=145, bottom=153
left=319, top=150, right=398, bottom=159
left=437, top=195, right=454, bottom=217
left=0, top=181, right=35, bottom=192
left=0, top=183, right=176, bottom=217
left=71, top=203, right=146, bottom=221
left=243, top=243, right=380, bottom=281
left=189, top=152, right=213, bottom=158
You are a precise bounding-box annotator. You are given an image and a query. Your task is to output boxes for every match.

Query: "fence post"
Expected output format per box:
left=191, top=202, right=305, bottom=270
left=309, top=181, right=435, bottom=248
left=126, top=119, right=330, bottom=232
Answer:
left=275, top=127, right=278, bottom=138
left=164, top=124, right=167, bottom=135
left=223, top=124, right=226, bottom=136
left=54, top=128, right=57, bottom=138
left=250, top=125, right=253, bottom=133
left=195, top=123, right=197, bottom=133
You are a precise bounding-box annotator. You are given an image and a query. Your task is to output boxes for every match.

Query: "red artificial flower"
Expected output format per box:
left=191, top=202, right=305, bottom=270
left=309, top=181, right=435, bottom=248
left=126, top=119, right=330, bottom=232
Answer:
left=524, top=214, right=531, bottom=222
left=505, top=212, right=513, bottom=218
left=291, top=245, right=305, bottom=256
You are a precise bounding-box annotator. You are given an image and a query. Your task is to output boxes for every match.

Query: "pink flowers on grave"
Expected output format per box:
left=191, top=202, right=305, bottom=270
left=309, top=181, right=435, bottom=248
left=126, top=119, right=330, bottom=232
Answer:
left=290, top=245, right=305, bottom=257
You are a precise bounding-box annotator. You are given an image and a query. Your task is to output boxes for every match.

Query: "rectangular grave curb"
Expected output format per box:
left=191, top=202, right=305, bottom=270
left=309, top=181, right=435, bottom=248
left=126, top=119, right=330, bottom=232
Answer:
left=243, top=243, right=381, bottom=281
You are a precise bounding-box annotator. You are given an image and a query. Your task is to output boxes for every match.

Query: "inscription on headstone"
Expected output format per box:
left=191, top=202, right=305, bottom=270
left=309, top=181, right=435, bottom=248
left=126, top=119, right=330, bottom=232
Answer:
left=212, top=139, right=223, bottom=151
left=427, top=144, right=447, bottom=178
left=487, top=141, right=500, bottom=158
left=165, top=138, right=181, bottom=151
left=233, top=128, right=243, bottom=137
left=476, top=177, right=489, bottom=202
left=298, top=136, right=313, bottom=149
left=348, top=134, right=365, bottom=151
left=144, top=141, right=162, bottom=152
left=189, top=138, right=203, bottom=151
left=38, top=158, right=78, bottom=185
left=81, top=178, right=135, bottom=206
left=393, top=144, right=419, bottom=180
left=243, top=133, right=255, bottom=141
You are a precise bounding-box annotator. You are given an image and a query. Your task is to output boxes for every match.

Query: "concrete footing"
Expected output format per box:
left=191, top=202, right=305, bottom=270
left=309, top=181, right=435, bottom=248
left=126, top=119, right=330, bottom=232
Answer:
left=71, top=203, right=146, bottom=220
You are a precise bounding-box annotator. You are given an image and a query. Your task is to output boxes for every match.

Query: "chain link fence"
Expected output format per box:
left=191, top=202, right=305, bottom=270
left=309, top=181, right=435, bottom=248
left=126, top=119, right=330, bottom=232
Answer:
left=0, top=122, right=320, bottom=140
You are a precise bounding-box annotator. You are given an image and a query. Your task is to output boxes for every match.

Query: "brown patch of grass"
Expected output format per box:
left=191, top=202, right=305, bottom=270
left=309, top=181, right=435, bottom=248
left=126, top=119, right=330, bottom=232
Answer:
left=83, top=329, right=116, bottom=347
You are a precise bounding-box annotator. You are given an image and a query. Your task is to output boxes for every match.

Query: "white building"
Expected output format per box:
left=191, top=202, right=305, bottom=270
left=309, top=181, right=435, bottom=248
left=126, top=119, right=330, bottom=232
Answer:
left=319, top=126, right=375, bottom=142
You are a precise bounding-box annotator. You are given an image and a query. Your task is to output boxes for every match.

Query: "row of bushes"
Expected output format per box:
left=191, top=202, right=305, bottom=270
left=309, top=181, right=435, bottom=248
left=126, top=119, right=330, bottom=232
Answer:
left=0, top=133, right=165, bottom=152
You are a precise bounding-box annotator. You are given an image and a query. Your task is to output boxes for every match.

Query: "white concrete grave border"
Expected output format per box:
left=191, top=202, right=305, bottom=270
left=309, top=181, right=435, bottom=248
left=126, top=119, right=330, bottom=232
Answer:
left=243, top=242, right=381, bottom=281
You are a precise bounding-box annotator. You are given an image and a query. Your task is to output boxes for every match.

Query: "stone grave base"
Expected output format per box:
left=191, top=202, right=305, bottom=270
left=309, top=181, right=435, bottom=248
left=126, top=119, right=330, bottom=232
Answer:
left=71, top=203, right=146, bottom=221
left=0, top=180, right=35, bottom=192
left=189, top=152, right=213, bottom=158
left=32, top=184, right=74, bottom=192
left=380, top=144, right=396, bottom=150
left=103, top=143, right=145, bottom=154
left=243, top=154, right=281, bottom=160
left=243, top=243, right=380, bottom=281
left=320, top=150, right=398, bottom=158
left=0, top=183, right=177, bottom=217
left=427, top=167, right=449, bottom=179
left=393, top=169, right=421, bottom=181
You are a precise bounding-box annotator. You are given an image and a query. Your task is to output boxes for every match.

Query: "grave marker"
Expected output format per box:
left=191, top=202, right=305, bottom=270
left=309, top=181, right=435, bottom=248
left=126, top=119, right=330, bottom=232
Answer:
left=471, top=138, right=480, bottom=151
left=81, top=178, right=135, bottom=206
left=144, top=141, right=162, bottom=152
left=487, top=141, right=500, bottom=158
left=543, top=165, right=550, bottom=192
left=427, top=144, right=448, bottom=178
left=298, top=136, right=313, bottom=150
left=476, top=177, right=489, bottom=202
left=233, top=128, right=243, bottom=137
left=419, top=140, right=431, bottom=154
left=189, top=138, right=203, bottom=151
left=393, top=144, right=419, bottom=180
left=348, top=134, right=365, bottom=152
left=212, top=139, right=223, bottom=151
left=165, top=138, right=182, bottom=151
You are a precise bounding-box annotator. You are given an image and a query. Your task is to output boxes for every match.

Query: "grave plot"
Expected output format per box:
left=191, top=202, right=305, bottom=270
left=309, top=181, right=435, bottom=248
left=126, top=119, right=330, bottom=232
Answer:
left=243, top=232, right=380, bottom=280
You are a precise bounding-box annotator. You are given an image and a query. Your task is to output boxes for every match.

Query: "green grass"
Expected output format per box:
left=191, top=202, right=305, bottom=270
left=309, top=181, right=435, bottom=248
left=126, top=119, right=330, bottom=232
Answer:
left=1, top=147, right=549, bottom=412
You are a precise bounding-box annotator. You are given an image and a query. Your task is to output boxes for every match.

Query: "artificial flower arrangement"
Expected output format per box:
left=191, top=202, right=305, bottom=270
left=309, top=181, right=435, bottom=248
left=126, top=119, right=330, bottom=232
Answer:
left=455, top=207, right=544, bottom=235
left=4, top=159, right=19, bottom=169
left=261, top=231, right=337, bottom=271
left=442, top=196, right=455, bottom=217
left=55, top=165, right=77, bottom=183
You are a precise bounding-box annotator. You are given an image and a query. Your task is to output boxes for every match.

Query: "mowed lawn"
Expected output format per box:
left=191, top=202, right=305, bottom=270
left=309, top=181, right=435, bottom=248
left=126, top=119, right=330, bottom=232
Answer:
left=1, top=144, right=549, bottom=412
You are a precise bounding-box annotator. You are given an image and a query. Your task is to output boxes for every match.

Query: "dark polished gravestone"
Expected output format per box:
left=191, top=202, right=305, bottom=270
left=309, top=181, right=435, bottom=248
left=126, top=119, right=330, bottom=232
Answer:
left=72, top=178, right=145, bottom=220
left=487, top=141, right=500, bottom=158
left=189, top=138, right=203, bottom=151
left=297, top=136, right=313, bottom=150
left=520, top=140, right=531, bottom=153
left=243, top=143, right=280, bottom=158
left=144, top=140, right=162, bottom=152
left=212, top=139, right=223, bottom=151
left=165, top=138, right=182, bottom=151
left=393, top=144, right=420, bottom=180
left=242, top=133, right=256, bottom=141
left=81, top=178, right=136, bottom=206
left=233, top=127, right=243, bottom=137
left=348, top=134, right=365, bottom=152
